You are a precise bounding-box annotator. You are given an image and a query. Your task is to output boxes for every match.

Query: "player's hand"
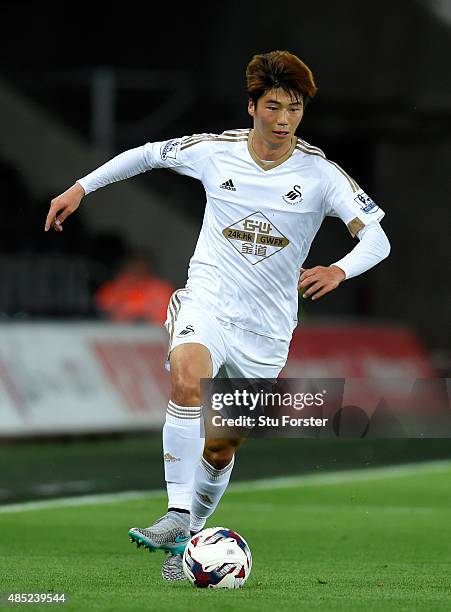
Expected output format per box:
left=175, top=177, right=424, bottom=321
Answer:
left=298, top=265, right=346, bottom=300
left=44, top=182, right=85, bottom=232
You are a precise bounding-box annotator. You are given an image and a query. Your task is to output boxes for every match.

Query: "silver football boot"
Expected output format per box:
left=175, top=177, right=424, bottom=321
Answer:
left=128, top=510, right=190, bottom=556
left=161, top=552, right=186, bottom=581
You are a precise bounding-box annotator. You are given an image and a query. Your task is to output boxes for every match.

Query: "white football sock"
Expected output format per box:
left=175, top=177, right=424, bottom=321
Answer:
left=190, top=455, right=235, bottom=533
left=163, top=401, right=204, bottom=511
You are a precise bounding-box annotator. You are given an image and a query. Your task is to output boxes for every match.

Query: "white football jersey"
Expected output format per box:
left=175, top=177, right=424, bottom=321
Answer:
left=79, top=129, right=384, bottom=341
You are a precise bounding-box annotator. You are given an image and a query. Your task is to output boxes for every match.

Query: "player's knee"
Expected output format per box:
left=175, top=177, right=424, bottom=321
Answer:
left=204, top=438, right=241, bottom=469
left=204, top=448, right=234, bottom=470
left=171, top=368, right=201, bottom=406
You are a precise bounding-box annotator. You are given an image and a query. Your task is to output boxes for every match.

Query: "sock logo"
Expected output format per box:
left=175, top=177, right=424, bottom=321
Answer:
left=177, top=324, right=195, bottom=337
left=197, top=492, right=213, bottom=505
left=164, top=452, right=181, bottom=462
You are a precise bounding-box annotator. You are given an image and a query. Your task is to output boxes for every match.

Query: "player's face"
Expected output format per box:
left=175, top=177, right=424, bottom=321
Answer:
left=248, top=89, right=304, bottom=155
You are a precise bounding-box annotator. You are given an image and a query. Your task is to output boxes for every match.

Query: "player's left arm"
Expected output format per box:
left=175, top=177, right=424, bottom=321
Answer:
left=299, top=222, right=390, bottom=300
left=299, top=161, right=390, bottom=300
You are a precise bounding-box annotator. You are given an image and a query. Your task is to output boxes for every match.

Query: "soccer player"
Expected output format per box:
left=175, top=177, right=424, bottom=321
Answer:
left=45, top=50, right=390, bottom=580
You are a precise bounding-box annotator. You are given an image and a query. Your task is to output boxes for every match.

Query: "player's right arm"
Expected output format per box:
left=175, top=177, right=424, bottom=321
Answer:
left=44, top=135, right=213, bottom=232
left=45, top=181, right=85, bottom=232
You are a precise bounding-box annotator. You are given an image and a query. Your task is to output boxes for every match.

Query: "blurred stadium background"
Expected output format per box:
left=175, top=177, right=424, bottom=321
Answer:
left=0, top=0, right=450, bottom=506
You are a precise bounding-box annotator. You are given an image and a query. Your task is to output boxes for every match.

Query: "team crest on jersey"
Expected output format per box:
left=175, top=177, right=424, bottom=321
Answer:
left=177, top=324, right=195, bottom=337
left=222, top=212, right=290, bottom=265
left=354, top=191, right=379, bottom=214
left=160, top=139, right=180, bottom=160
left=282, top=185, right=303, bottom=205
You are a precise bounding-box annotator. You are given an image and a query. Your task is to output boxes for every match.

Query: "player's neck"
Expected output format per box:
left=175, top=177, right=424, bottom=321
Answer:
left=250, top=130, right=293, bottom=162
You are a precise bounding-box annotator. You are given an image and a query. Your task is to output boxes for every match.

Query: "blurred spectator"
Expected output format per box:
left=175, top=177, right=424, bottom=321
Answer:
left=95, top=250, right=174, bottom=325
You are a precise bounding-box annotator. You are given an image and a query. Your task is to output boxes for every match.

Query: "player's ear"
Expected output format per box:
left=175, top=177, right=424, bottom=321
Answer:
left=248, top=98, right=255, bottom=118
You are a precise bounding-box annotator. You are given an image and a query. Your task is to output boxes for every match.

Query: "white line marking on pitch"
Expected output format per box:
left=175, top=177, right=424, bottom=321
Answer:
left=0, top=459, right=450, bottom=514
left=0, top=490, right=161, bottom=514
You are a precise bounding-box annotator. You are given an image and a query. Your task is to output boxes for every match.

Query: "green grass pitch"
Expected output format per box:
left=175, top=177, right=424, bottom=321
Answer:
left=1, top=463, right=450, bottom=611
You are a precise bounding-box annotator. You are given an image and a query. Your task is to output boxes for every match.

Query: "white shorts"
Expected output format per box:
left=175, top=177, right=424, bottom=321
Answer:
left=165, top=289, right=289, bottom=379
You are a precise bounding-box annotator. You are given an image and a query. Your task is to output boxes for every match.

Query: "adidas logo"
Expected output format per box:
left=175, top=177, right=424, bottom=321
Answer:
left=197, top=492, right=213, bottom=505
left=220, top=179, right=236, bottom=191
left=164, top=453, right=181, bottom=462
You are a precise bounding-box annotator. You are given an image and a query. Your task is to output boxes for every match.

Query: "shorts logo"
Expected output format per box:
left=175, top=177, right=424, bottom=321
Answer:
left=178, top=324, right=195, bottom=337
left=283, top=185, right=303, bottom=205
left=354, top=191, right=379, bottom=214
left=160, top=139, right=180, bottom=160
left=222, top=211, right=290, bottom=265
left=164, top=452, right=181, bottom=462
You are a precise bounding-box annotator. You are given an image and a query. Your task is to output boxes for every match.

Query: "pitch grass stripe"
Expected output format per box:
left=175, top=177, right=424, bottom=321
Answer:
left=228, top=459, right=451, bottom=492
left=1, top=459, right=450, bottom=514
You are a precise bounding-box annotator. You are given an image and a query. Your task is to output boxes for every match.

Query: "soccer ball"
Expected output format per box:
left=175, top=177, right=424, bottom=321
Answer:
left=182, top=527, right=252, bottom=588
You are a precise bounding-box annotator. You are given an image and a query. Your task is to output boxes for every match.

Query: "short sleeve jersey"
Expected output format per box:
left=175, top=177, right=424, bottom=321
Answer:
left=85, top=129, right=385, bottom=341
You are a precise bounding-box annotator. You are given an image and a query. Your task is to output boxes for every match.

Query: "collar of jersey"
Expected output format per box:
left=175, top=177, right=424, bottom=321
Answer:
left=247, top=129, right=297, bottom=171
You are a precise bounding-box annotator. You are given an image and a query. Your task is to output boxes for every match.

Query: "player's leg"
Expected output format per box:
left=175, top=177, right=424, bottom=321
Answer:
left=189, top=436, right=245, bottom=535
left=162, top=435, right=245, bottom=581
left=162, top=343, right=236, bottom=581
left=165, top=342, right=212, bottom=511
left=129, top=292, right=226, bottom=581
left=129, top=342, right=211, bottom=556
left=189, top=323, right=290, bottom=533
